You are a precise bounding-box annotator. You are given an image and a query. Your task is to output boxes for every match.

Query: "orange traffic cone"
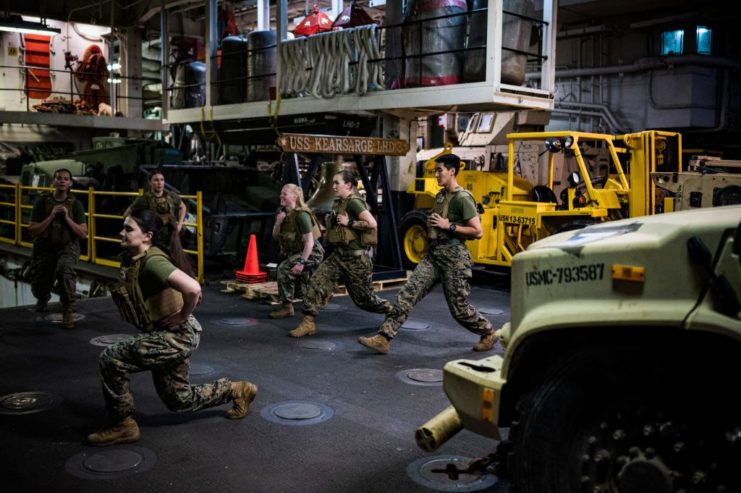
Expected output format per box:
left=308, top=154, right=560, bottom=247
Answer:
left=235, top=234, right=267, bottom=283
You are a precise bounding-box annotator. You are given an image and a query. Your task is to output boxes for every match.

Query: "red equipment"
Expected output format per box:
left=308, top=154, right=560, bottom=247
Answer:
left=293, top=4, right=334, bottom=37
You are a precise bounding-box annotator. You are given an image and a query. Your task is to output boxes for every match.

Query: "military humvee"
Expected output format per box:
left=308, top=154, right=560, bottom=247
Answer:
left=418, top=205, right=741, bottom=492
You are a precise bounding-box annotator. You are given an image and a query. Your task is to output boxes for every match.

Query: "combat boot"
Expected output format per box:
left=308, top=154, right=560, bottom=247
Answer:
left=473, top=330, right=498, bottom=352
left=270, top=303, right=294, bottom=319
left=62, top=306, right=74, bottom=329
left=87, top=416, right=141, bottom=446
left=289, top=315, right=316, bottom=338
left=35, top=298, right=48, bottom=312
left=226, top=381, right=258, bottom=419
left=358, top=334, right=391, bottom=354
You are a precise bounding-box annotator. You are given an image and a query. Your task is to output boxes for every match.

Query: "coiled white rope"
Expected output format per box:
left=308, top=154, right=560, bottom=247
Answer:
left=279, top=36, right=310, bottom=96
left=279, top=25, right=384, bottom=99
left=353, top=25, right=384, bottom=95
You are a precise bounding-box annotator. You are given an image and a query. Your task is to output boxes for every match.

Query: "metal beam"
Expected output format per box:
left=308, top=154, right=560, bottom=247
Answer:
left=257, top=0, right=270, bottom=31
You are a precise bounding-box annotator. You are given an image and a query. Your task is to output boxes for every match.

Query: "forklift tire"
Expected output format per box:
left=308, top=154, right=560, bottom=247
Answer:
left=400, top=210, right=430, bottom=269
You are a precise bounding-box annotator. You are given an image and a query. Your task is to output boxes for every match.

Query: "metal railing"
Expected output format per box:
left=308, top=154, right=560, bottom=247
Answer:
left=0, top=184, right=205, bottom=283
left=168, top=4, right=551, bottom=108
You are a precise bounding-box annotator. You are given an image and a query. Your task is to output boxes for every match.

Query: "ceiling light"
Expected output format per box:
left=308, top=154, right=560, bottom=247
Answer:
left=0, top=15, right=61, bottom=36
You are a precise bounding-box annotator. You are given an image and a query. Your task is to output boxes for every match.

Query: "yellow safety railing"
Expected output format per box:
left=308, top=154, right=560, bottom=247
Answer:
left=0, top=183, right=20, bottom=245
left=0, top=184, right=205, bottom=283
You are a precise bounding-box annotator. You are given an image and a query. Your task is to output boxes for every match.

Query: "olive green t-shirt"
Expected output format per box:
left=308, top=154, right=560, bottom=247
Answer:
left=444, top=189, right=478, bottom=226
left=31, top=195, right=86, bottom=224
left=295, top=210, right=313, bottom=235
left=345, top=198, right=367, bottom=250
left=138, top=254, right=177, bottom=300
left=30, top=194, right=86, bottom=245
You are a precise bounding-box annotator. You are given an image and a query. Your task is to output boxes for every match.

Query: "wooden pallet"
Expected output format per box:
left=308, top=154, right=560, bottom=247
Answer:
left=373, top=276, right=409, bottom=291
left=333, top=276, right=409, bottom=296
left=220, top=275, right=408, bottom=303
left=220, top=280, right=280, bottom=302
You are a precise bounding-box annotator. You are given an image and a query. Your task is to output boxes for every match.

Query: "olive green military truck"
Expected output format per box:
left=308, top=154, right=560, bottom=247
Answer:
left=417, top=205, right=741, bottom=492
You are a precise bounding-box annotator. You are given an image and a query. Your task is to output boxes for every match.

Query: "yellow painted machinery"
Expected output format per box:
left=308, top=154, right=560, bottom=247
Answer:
left=401, top=130, right=682, bottom=268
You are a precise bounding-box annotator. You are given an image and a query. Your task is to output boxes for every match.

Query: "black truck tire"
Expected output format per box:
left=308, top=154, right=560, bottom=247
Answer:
left=509, top=345, right=741, bottom=493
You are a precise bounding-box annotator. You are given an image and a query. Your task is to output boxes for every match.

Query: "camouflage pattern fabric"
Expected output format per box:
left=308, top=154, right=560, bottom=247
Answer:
left=29, top=241, right=80, bottom=306
left=302, top=250, right=391, bottom=316
left=378, top=243, right=492, bottom=339
left=129, top=192, right=182, bottom=247
left=97, top=316, right=231, bottom=421
left=276, top=241, right=324, bottom=303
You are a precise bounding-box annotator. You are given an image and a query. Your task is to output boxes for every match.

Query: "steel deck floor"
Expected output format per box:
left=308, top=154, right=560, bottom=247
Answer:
left=0, top=279, right=510, bottom=493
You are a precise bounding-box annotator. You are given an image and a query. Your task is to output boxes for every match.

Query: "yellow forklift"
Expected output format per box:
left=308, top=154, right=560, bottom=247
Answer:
left=401, top=130, right=682, bottom=268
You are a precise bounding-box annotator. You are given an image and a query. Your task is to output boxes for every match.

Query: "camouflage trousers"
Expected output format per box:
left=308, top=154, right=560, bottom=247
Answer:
left=378, top=243, right=492, bottom=339
left=303, top=249, right=391, bottom=316
left=276, top=241, right=324, bottom=303
left=97, top=316, right=231, bottom=422
left=30, top=241, right=80, bottom=307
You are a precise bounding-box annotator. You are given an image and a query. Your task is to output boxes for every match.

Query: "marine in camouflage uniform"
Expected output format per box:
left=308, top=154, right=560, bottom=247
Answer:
left=87, top=209, right=256, bottom=446
left=359, top=154, right=498, bottom=354
left=290, top=171, right=391, bottom=337
left=99, top=314, right=232, bottom=422
left=28, top=168, right=88, bottom=329
left=125, top=168, right=185, bottom=247
left=271, top=184, right=325, bottom=319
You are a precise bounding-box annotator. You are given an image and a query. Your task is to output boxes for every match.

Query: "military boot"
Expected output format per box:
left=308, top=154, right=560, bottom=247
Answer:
left=270, top=303, right=294, bottom=319
left=87, top=416, right=141, bottom=446
left=226, top=381, right=258, bottom=420
left=62, top=306, right=74, bottom=329
left=473, top=330, right=498, bottom=352
left=289, top=315, right=316, bottom=338
left=358, top=334, right=391, bottom=354
left=35, top=297, right=49, bottom=312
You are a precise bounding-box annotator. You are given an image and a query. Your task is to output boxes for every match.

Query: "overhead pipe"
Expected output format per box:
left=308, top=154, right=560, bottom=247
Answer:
left=66, top=0, right=150, bottom=25
left=527, top=55, right=741, bottom=80
left=538, top=55, right=735, bottom=134
left=557, top=24, right=612, bottom=40
left=66, top=0, right=111, bottom=23
left=140, top=0, right=202, bottom=24
left=551, top=108, right=621, bottom=133
left=556, top=101, right=625, bottom=133
left=558, top=12, right=697, bottom=40
left=629, top=12, right=698, bottom=30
